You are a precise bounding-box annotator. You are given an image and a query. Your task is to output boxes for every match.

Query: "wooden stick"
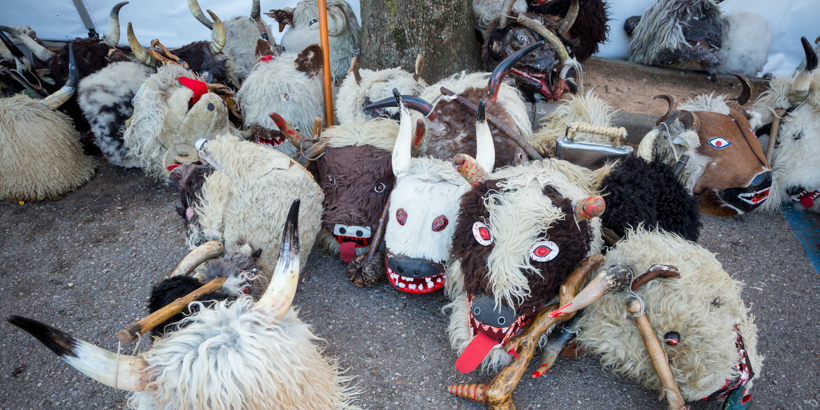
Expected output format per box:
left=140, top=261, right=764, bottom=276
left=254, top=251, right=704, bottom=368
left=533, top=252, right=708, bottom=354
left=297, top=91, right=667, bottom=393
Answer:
left=440, top=87, right=544, bottom=161
left=317, top=0, right=334, bottom=127
left=117, top=276, right=228, bottom=343
left=766, top=108, right=787, bottom=165
left=627, top=299, right=687, bottom=410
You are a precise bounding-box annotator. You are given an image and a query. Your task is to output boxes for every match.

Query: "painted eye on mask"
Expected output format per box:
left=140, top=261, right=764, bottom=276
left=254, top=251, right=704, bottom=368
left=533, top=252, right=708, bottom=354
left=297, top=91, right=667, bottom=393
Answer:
left=517, top=34, right=529, bottom=44
left=326, top=175, right=335, bottom=186
left=708, top=137, right=731, bottom=149
left=396, top=208, right=407, bottom=225
left=664, top=331, right=681, bottom=346
left=472, top=222, right=492, bottom=246
left=374, top=182, right=386, bottom=193
left=529, top=240, right=559, bottom=262
left=432, top=215, right=448, bottom=232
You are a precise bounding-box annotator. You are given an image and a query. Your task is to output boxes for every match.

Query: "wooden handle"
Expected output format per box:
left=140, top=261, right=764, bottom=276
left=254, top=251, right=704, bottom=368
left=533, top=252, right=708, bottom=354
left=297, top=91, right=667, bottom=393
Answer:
left=317, top=0, right=333, bottom=126
left=117, top=276, right=228, bottom=343
left=627, top=299, right=687, bottom=410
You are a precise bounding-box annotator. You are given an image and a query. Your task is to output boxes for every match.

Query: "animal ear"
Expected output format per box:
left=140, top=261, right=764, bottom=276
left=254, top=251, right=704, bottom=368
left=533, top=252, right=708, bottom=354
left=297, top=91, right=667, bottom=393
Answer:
left=294, top=44, right=323, bottom=77
left=265, top=8, right=294, bottom=32
left=255, top=38, right=274, bottom=59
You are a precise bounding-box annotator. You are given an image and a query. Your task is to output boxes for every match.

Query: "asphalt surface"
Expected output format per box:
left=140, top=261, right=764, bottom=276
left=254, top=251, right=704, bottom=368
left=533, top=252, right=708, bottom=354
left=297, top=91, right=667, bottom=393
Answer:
left=2, top=161, right=820, bottom=410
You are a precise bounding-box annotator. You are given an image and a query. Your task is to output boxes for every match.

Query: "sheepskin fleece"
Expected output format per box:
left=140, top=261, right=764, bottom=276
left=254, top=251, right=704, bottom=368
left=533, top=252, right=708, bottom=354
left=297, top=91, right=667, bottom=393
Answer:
left=223, top=17, right=276, bottom=81
left=532, top=90, right=618, bottom=155
left=335, top=67, right=424, bottom=124
left=128, top=299, right=360, bottom=410
left=124, top=64, right=229, bottom=180
left=78, top=61, right=154, bottom=167
left=190, top=134, right=324, bottom=282
left=752, top=72, right=820, bottom=212
left=280, top=0, right=360, bottom=82
left=627, top=0, right=723, bottom=69
left=444, top=159, right=603, bottom=373
left=716, top=13, right=771, bottom=77
left=237, top=52, right=324, bottom=157
left=385, top=157, right=470, bottom=263
left=324, top=118, right=400, bottom=151
left=471, top=0, right=527, bottom=33
left=0, top=95, right=95, bottom=201
left=573, top=229, right=762, bottom=401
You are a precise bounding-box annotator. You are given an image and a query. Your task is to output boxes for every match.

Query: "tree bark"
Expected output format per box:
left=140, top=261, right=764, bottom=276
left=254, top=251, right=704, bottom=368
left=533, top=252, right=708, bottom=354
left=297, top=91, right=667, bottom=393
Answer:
left=359, top=0, right=481, bottom=84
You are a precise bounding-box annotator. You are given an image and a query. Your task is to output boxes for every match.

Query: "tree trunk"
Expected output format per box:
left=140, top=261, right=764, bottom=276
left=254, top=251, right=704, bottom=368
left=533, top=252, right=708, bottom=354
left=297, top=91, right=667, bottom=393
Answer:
left=359, top=0, right=481, bottom=84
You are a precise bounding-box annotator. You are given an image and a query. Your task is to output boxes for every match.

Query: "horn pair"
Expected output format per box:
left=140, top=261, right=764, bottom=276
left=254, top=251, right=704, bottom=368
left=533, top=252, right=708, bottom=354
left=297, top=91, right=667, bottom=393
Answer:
left=270, top=114, right=330, bottom=160
left=361, top=93, right=439, bottom=121
left=653, top=94, right=701, bottom=132
left=451, top=99, right=496, bottom=186
left=790, top=36, right=818, bottom=106
left=7, top=199, right=303, bottom=391
left=129, top=10, right=225, bottom=67
left=185, top=0, right=227, bottom=54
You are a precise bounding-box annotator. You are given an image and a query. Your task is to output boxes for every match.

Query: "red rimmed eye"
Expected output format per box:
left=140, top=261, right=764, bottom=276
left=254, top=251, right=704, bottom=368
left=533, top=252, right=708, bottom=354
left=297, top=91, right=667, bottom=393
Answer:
left=432, top=215, right=448, bottom=232
left=326, top=175, right=335, bottom=186
left=529, top=240, right=559, bottom=262
left=472, top=222, right=492, bottom=246
left=396, top=208, right=407, bottom=225
left=374, top=182, right=386, bottom=193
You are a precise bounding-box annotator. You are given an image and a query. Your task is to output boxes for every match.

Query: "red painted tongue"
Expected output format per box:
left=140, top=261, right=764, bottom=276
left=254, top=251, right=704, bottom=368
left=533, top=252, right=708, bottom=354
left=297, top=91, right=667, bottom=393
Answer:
left=800, top=194, right=815, bottom=208
left=340, top=241, right=357, bottom=263
left=456, top=331, right=499, bottom=373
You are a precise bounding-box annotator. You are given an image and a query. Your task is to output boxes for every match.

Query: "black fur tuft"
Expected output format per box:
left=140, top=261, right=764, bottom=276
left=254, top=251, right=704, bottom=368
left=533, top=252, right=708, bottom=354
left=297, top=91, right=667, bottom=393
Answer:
left=7, top=316, right=78, bottom=358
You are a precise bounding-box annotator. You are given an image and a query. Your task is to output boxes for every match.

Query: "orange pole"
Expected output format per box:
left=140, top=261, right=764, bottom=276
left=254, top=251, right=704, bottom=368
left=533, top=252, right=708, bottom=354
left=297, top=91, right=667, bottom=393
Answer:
left=317, top=0, right=334, bottom=126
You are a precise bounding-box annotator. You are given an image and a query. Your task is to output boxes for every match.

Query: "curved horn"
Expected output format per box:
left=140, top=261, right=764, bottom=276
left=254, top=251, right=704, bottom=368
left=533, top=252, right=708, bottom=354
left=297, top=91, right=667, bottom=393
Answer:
left=0, top=26, right=55, bottom=62
left=326, top=5, right=347, bottom=36
left=487, top=40, right=545, bottom=101
left=362, top=95, right=439, bottom=121
left=41, top=44, right=78, bottom=109
left=187, top=0, right=214, bottom=29
left=392, top=89, right=413, bottom=177
left=347, top=56, right=361, bottom=85
left=653, top=94, right=677, bottom=125
left=102, top=2, right=128, bottom=47
left=208, top=10, right=226, bottom=55
left=678, top=110, right=700, bottom=132
left=8, top=316, right=150, bottom=391
left=637, top=111, right=679, bottom=160
left=475, top=100, right=495, bottom=171
left=516, top=15, right=570, bottom=64
left=791, top=37, right=817, bottom=106
left=414, top=54, right=424, bottom=82
left=498, top=0, right=516, bottom=29
left=549, top=265, right=633, bottom=317
left=269, top=113, right=323, bottom=156
left=448, top=384, right=487, bottom=403
left=731, top=73, right=752, bottom=106
left=255, top=199, right=301, bottom=322
left=251, top=0, right=261, bottom=21
left=126, top=23, right=155, bottom=67
left=453, top=154, right=489, bottom=187
left=170, top=240, right=224, bottom=277
left=557, top=0, right=579, bottom=35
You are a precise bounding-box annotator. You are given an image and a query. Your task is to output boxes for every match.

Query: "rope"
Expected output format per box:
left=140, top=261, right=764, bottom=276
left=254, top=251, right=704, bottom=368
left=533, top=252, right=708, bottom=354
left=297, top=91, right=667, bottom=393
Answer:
left=568, top=122, right=627, bottom=143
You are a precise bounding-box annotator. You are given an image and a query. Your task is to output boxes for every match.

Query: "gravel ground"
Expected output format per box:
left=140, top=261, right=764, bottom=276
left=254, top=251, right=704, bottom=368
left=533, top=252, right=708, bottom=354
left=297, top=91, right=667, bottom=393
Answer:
left=2, top=161, right=819, bottom=410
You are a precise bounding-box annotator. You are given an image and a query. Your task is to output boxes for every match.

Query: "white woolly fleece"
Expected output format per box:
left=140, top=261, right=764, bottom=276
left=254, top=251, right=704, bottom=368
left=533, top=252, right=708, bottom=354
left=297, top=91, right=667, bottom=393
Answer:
left=335, top=67, right=424, bottom=124
left=190, top=134, right=324, bottom=284
left=237, top=52, right=325, bottom=158
left=78, top=61, right=154, bottom=167
left=324, top=118, right=400, bottom=152
left=0, top=95, right=95, bottom=201
left=223, top=16, right=276, bottom=81
left=716, top=13, right=772, bottom=77
left=471, top=0, right=527, bottom=33
left=572, top=228, right=762, bottom=401
left=128, top=299, right=360, bottom=410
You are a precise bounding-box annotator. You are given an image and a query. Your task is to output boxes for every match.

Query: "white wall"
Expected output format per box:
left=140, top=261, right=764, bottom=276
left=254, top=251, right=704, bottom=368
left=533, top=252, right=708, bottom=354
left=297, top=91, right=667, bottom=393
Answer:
left=0, top=0, right=814, bottom=75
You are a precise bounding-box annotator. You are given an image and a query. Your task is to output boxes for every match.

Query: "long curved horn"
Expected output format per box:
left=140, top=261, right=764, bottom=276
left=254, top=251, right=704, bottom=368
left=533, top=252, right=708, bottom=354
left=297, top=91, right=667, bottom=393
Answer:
left=678, top=110, right=700, bottom=132
left=8, top=316, right=150, bottom=391
left=187, top=0, right=214, bottom=29
left=362, top=94, right=439, bottom=121
left=0, top=26, right=55, bottom=62
left=653, top=94, right=676, bottom=125
left=347, top=56, right=361, bottom=85
left=487, top=40, right=545, bottom=101
left=251, top=0, right=261, bottom=21
left=208, top=10, right=226, bottom=55
left=637, top=111, right=679, bottom=161
left=557, top=0, right=579, bottom=35
left=516, top=14, right=569, bottom=64
left=126, top=23, right=155, bottom=67
left=453, top=154, right=489, bottom=187
left=41, top=44, right=78, bottom=109
left=392, top=89, right=413, bottom=177
left=790, top=36, right=817, bottom=106
left=102, top=2, right=128, bottom=47
left=498, top=0, right=516, bottom=29
left=731, top=73, right=752, bottom=105
left=326, top=5, right=347, bottom=36
left=475, top=100, right=495, bottom=172
left=255, top=199, right=301, bottom=322
left=170, top=240, right=224, bottom=277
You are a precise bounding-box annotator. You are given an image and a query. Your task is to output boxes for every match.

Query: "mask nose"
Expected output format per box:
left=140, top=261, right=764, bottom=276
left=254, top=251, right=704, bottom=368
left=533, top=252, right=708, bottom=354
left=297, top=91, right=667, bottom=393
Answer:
left=718, top=171, right=772, bottom=212
left=748, top=171, right=772, bottom=191
left=386, top=255, right=442, bottom=279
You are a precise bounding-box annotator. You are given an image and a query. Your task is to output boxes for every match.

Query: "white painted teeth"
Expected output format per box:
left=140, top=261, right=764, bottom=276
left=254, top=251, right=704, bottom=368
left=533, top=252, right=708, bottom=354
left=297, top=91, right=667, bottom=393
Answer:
left=401, top=276, right=411, bottom=282
left=398, top=282, right=406, bottom=288
left=482, top=324, right=490, bottom=331
left=390, top=273, right=399, bottom=280
left=436, top=278, right=442, bottom=283
left=409, top=284, right=417, bottom=290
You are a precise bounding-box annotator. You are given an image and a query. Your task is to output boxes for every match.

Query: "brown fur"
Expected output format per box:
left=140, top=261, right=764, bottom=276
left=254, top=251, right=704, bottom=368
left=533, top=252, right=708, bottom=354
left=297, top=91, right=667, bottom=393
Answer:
left=427, top=87, right=525, bottom=169
left=452, top=179, right=591, bottom=311
left=483, top=14, right=563, bottom=73
left=310, top=144, right=393, bottom=233
left=294, top=44, right=323, bottom=77
left=255, top=38, right=275, bottom=59
left=168, top=160, right=215, bottom=234
left=529, top=0, right=611, bottom=61
left=166, top=41, right=238, bottom=88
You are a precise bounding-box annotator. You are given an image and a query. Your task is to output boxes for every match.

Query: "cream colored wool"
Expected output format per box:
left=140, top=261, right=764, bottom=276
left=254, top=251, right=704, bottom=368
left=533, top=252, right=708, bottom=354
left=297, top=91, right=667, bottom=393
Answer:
left=191, top=134, right=324, bottom=282
left=335, top=67, right=424, bottom=124
left=532, top=90, right=618, bottom=155
left=471, top=0, right=527, bottom=33
left=573, top=228, right=762, bottom=401
left=237, top=52, right=324, bottom=158
left=124, top=64, right=229, bottom=180
left=0, top=95, right=95, bottom=201
left=324, top=118, right=400, bottom=151
left=128, top=299, right=360, bottom=410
